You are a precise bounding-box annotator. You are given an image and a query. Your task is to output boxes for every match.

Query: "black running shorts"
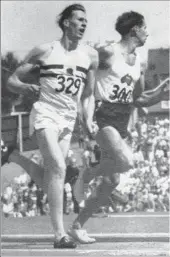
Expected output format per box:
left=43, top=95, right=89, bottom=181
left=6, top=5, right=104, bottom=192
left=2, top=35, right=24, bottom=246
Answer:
left=95, top=101, right=133, bottom=139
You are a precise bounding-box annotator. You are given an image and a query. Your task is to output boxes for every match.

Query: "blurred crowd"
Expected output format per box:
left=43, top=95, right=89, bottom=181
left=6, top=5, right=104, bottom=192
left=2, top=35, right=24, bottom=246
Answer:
left=1, top=179, right=49, bottom=218
left=1, top=116, right=169, bottom=218
left=93, top=116, right=170, bottom=213
left=116, top=116, right=170, bottom=213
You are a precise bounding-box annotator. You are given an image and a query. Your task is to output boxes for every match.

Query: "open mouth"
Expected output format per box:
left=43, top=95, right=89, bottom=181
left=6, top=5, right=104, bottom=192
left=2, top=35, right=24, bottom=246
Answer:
left=79, top=28, right=85, bottom=34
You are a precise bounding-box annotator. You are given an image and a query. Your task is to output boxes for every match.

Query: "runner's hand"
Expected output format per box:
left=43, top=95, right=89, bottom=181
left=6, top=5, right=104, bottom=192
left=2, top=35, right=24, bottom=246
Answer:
left=160, top=77, right=169, bottom=91
left=23, top=84, right=40, bottom=98
left=160, top=77, right=169, bottom=99
left=86, top=119, right=99, bottom=136
left=92, top=122, right=99, bottom=136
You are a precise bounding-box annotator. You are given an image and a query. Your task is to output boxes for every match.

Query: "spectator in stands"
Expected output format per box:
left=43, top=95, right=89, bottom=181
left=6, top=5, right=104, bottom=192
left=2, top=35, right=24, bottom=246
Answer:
left=93, top=144, right=101, bottom=164
left=41, top=194, right=49, bottom=215
left=143, top=129, right=158, bottom=163
left=36, top=187, right=46, bottom=215
left=65, top=158, right=80, bottom=214
left=84, top=137, right=92, bottom=150
left=64, top=183, right=73, bottom=215
left=133, top=144, right=144, bottom=166
left=82, top=148, right=91, bottom=168
left=1, top=116, right=170, bottom=217
left=79, top=132, right=85, bottom=149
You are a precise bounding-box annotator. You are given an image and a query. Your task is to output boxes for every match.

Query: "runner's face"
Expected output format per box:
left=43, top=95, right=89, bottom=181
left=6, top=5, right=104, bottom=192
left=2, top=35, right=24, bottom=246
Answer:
left=135, top=20, right=149, bottom=46
left=67, top=10, right=87, bottom=40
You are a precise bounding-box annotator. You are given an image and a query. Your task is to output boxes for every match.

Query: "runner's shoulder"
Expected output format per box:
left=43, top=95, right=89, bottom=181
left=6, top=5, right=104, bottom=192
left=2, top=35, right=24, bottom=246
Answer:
left=89, top=46, right=98, bottom=63
left=95, top=41, right=115, bottom=57
left=83, top=44, right=99, bottom=68
left=82, top=43, right=98, bottom=58
left=24, top=41, right=55, bottom=63
left=32, top=41, right=55, bottom=56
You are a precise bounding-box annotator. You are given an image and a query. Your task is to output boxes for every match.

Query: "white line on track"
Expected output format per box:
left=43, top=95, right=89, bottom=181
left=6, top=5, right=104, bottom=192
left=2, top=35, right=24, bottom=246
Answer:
left=1, top=232, right=169, bottom=236
left=2, top=233, right=169, bottom=244
left=106, top=214, right=169, bottom=218
left=2, top=249, right=169, bottom=256
left=2, top=233, right=169, bottom=238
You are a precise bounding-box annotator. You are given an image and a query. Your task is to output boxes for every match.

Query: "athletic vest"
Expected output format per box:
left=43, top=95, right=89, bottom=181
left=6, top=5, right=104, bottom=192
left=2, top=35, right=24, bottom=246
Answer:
left=95, top=43, right=141, bottom=104
left=38, top=40, right=91, bottom=117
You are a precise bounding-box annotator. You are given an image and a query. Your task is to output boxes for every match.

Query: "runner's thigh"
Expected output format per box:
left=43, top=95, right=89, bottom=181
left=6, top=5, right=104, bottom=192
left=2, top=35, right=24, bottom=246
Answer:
left=36, top=128, right=66, bottom=173
left=96, top=126, right=133, bottom=173
left=59, top=135, right=72, bottom=160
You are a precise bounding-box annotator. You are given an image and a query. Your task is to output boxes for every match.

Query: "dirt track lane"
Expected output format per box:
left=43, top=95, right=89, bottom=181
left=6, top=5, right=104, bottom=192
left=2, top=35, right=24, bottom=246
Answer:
left=2, top=213, right=169, bottom=256
left=2, top=213, right=169, bottom=234
left=2, top=242, right=169, bottom=256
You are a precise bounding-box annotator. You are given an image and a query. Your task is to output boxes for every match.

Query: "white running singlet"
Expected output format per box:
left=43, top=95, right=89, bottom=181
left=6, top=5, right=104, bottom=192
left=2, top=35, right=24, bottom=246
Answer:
left=30, top=41, right=91, bottom=136
left=95, top=43, right=141, bottom=104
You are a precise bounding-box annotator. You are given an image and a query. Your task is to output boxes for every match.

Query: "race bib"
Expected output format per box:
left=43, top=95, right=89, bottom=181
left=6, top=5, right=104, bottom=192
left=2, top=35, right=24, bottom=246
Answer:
left=55, top=75, right=85, bottom=96
left=109, top=74, right=134, bottom=103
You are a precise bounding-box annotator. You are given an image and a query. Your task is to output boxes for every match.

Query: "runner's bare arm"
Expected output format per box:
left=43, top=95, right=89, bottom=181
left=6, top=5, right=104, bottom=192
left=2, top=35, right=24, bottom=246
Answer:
left=95, top=43, right=114, bottom=69
left=81, top=48, right=99, bottom=131
left=133, top=74, right=169, bottom=107
left=133, top=71, right=145, bottom=101
left=7, top=43, right=53, bottom=95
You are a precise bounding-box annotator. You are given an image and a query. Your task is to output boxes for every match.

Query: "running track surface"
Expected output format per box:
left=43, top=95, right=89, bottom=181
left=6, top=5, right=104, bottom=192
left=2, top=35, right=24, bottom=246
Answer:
left=2, top=242, right=169, bottom=256
left=2, top=212, right=169, bottom=234
left=1, top=212, right=169, bottom=256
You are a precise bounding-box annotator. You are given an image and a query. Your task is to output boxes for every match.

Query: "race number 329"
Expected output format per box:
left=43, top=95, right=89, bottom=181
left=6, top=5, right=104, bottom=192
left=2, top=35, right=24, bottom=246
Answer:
left=55, top=75, right=82, bottom=96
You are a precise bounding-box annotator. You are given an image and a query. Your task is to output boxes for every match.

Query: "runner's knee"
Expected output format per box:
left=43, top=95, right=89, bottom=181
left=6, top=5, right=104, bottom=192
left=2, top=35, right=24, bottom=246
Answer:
left=102, top=126, right=119, bottom=136
left=116, top=140, right=134, bottom=170
left=115, top=139, right=133, bottom=171
left=110, top=173, right=120, bottom=187
left=100, top=176, right=116, bottom=193
left=99, top=126, right=134, bottom=171
left=122, top=151, right=133, bottom=170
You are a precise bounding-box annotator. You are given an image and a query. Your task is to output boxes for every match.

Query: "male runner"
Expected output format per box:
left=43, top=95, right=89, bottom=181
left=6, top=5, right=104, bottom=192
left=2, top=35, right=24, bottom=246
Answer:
left=68, top=10, right=169, bottom=243
left=6, top=4, right=98, bottom=248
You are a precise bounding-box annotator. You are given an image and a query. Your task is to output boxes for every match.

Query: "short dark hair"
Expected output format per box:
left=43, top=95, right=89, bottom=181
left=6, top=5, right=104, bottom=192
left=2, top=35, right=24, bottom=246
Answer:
left=57, top=4, right=86, bottom=31
left=115, top=11, right=144, bottom=36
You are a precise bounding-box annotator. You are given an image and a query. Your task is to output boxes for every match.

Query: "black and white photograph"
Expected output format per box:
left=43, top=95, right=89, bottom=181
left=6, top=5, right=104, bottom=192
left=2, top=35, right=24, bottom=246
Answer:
left=1, top=1, right=170, bottom=256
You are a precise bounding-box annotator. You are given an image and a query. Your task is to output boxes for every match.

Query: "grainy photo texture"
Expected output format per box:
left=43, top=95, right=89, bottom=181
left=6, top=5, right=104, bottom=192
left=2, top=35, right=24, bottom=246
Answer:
left=1, top=1, right=170, bottom=256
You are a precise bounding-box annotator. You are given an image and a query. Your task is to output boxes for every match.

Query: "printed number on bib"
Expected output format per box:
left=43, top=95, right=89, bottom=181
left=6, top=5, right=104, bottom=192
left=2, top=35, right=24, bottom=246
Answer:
left=55, top=75, right=82, bottom=96
left=109, top=74, right=133, bottom=103
left=110, top=85, right=132, bottom=103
